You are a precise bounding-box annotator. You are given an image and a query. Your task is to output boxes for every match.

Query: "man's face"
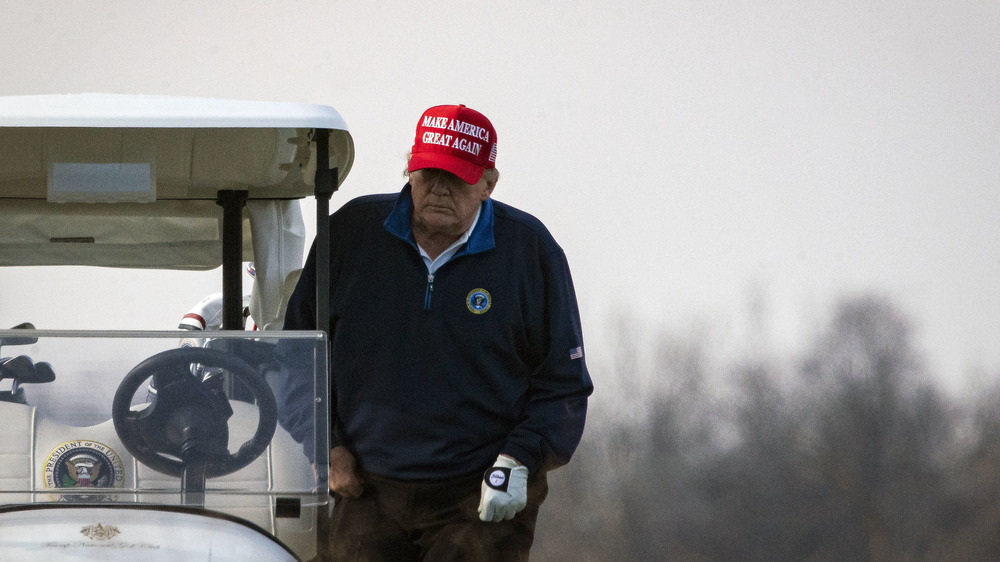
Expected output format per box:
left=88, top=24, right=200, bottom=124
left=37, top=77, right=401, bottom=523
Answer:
left=409, top=168, right=494, bottom=239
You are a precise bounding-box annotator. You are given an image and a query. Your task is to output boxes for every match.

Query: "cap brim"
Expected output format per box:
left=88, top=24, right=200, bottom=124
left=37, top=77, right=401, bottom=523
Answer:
left=408, top=152, right=484, bottom=185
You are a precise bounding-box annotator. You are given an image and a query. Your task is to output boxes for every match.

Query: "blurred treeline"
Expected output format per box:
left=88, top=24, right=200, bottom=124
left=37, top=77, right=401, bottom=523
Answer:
left=533, top=294, right=1000, bottom=561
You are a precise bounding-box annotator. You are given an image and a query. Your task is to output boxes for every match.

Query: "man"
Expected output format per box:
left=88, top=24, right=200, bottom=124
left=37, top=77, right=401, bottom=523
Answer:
left=279, top=104, right=592, bottom=561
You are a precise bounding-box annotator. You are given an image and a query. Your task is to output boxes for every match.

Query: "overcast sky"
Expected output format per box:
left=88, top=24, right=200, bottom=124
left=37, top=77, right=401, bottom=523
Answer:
left=1, top=1, right=998, bottom=393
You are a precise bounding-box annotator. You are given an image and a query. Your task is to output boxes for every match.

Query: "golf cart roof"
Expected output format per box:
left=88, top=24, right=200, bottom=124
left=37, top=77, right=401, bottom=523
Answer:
left=0, top=93, right=352, bottom=269
left=0, top=93, right=354, bottom=202
left=0, top=93, right=350, bottom=129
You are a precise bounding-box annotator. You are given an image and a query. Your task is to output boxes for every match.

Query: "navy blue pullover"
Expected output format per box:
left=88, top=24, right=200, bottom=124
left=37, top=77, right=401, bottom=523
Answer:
left=278, top=186, right=592, bottom=479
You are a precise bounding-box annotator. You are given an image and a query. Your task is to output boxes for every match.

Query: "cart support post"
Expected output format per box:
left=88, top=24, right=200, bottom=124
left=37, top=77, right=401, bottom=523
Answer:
left=217, top=190, right=249, bottom=331
left=313, top=129, right=337, bottom=337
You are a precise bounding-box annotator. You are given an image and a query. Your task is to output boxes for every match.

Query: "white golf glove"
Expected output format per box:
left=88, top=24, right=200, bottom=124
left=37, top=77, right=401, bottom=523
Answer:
left=478, top=455, right=529, bottom=522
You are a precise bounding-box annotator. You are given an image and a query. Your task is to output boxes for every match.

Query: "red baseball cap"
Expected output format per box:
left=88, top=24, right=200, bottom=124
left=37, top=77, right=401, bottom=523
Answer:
left=408, top=104, right=497, bottom=184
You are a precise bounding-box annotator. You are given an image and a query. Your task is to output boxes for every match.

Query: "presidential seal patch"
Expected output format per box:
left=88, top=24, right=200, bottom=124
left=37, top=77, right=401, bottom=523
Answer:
left=466, top=289, right=492, bottom=314
left=44, top=440, right=125, bottom=489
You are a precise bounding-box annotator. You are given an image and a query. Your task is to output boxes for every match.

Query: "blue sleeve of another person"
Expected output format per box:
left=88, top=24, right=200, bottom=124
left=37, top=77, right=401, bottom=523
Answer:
left=275, top=241, right=320, bottom=464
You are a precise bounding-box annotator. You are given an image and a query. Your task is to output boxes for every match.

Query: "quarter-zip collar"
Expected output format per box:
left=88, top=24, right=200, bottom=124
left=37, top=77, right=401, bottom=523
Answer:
left=384, top=184, right=496, bottom=257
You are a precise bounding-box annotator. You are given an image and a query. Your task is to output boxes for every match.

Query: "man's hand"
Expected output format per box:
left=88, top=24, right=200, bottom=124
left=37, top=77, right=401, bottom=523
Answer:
left=478, top=454, right=528, bottom=522
left=329, top=446, right=364, bottom=498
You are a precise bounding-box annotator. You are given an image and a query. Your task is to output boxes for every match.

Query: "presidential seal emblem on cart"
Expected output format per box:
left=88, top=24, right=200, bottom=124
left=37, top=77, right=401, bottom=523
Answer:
left=44, top=441, right=125, bottom=489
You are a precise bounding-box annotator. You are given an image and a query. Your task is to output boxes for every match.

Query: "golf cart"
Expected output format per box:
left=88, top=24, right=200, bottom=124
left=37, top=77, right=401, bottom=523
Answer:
left=0, top=94, right=352, bottom=560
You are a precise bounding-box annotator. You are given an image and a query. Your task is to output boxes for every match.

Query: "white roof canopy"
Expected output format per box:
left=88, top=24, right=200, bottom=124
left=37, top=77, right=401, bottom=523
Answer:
left=0, top=94, right=350, bottom=332
left=0, top=93, right=351, bottom=129
left=0, top=94, right=354, bottom=202
left=0, top=95, right=352, bottom=319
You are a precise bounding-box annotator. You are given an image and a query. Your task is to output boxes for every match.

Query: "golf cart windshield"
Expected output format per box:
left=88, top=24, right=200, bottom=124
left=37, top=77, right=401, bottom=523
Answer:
left=0, top=328, right=329, bottom=559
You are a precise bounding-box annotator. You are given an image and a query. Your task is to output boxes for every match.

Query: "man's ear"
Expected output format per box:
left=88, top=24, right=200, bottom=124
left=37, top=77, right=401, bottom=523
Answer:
left=482, top=179, right=497, bottom=199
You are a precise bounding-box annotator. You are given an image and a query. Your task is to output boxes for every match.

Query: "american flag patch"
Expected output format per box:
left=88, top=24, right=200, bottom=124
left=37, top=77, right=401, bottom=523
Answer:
left=488, top=142, right=498, bottom=163
left=569, top=346, right=583, bottom=360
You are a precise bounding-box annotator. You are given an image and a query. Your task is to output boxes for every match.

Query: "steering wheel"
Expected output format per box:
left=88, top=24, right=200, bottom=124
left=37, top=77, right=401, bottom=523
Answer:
left=112, top=347, right=278, bottom=478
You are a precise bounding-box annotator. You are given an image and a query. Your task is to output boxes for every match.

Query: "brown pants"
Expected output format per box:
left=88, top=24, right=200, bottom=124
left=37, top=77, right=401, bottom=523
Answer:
left=326, top=469, right=548, bottom=562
